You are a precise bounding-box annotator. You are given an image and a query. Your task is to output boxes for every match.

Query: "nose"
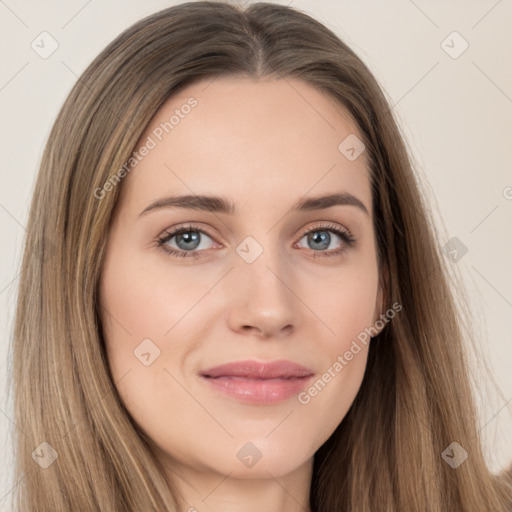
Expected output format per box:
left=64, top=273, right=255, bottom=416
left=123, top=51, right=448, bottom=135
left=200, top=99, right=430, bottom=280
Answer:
left=226, top=244, right=301, bottom=339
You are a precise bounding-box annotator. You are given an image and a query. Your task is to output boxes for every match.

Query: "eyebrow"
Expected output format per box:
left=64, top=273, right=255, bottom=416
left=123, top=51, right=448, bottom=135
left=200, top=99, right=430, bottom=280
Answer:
left=138, top=192, right=369, bottom=217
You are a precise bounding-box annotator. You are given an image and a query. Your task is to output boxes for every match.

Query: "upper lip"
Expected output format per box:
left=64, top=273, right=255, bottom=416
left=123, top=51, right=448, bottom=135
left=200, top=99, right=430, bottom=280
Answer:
left=200, top=359, right=314, bottom=379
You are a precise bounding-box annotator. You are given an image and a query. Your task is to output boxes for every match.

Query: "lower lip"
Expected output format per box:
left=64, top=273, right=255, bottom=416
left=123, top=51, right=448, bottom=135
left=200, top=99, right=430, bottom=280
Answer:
left=200, top=375, right=314, bottom=404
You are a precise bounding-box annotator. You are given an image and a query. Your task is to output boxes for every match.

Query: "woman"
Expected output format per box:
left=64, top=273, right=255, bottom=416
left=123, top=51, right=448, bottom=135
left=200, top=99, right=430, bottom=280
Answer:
left=10, top=1, right=512, bottom=510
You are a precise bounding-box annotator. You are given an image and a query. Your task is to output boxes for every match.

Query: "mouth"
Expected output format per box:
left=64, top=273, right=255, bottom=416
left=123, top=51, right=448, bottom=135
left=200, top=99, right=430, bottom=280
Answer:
left=199, top=360, right=314, bottom=404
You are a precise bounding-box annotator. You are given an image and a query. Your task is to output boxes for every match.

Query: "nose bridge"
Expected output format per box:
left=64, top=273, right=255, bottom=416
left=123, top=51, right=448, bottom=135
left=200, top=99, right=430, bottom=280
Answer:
left=236, top=231, right=289, bottom=293
left=227, top=231, right=298, bottom=336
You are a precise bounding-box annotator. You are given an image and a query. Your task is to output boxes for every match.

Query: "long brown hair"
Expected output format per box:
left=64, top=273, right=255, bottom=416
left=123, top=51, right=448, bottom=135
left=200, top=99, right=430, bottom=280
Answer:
left=9, top=1, right=511, bottom=510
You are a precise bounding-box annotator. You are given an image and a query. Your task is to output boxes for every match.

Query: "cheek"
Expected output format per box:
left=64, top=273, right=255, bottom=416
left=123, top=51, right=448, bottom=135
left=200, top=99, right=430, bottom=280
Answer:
left=98, top=253, right=218, bottom=419
left=305, top=263, right=380, bottom=349
left=99, top=249, right=207, bottom=345
left=286, top=265, right=378, bottom=439
left=296, top=289, right=374, bottom=446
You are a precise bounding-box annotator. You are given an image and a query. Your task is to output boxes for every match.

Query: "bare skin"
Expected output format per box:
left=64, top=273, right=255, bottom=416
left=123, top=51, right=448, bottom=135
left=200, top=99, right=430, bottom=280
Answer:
left=98, top=76, right=383, bottom=512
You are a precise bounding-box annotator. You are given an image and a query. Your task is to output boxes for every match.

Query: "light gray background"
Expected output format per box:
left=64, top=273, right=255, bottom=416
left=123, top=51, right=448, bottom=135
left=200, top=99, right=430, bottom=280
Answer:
left=1, top=0, right=511, bottom=508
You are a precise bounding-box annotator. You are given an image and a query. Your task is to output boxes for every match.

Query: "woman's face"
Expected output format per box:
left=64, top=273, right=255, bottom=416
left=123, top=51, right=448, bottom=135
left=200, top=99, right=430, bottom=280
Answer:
left=99, top=76, right=382, bottom=489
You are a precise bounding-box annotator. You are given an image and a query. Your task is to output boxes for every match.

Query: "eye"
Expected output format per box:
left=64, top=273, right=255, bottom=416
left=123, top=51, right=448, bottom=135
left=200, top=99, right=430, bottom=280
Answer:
left=156, top=223, right=217, bottom=258
left=156, top=222, right=356, bottom=259
left=295, top=222, right=356, bottom=258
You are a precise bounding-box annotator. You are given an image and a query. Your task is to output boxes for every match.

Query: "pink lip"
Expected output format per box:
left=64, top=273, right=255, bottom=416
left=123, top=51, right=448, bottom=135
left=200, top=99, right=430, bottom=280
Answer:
left=200, top=359, right=314, bottom=404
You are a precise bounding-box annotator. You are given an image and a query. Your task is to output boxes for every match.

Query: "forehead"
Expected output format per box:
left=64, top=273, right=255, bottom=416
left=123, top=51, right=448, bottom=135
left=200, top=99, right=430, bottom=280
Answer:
left=118, top=76, right=371, bottom=218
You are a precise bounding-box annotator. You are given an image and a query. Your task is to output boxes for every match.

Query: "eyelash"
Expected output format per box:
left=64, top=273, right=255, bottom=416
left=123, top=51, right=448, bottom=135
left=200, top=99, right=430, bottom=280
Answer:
left=155, top=222, right=356, bottom=260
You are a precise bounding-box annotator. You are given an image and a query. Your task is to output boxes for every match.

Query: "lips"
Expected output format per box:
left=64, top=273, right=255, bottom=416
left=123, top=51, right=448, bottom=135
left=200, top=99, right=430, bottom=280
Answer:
left=199, top=360, right=314, bottom=404
left=200, top=359, right=314, bottom=379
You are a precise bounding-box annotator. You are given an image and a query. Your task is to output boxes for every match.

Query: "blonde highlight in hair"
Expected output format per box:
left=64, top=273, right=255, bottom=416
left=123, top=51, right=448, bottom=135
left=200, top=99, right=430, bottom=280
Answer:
left=9, top=1, right=512, bottom=510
